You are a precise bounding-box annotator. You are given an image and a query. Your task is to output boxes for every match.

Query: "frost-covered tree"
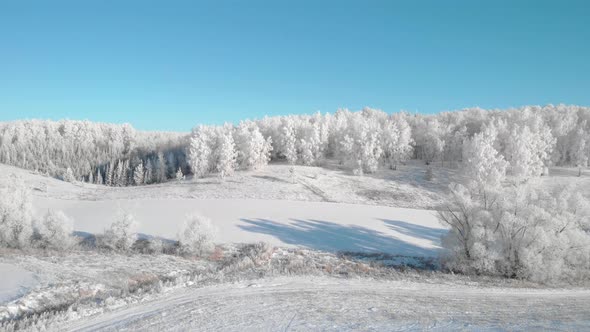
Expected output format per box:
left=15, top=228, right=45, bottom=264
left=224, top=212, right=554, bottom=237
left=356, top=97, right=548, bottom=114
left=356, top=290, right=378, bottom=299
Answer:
left=133, top=161, right=145, bottom=185
left=215, top=128, right=237, bottom=179
left=462, top=124, right=508, bottom=193
left=439, top=176, right=590, bottom=281
left=307, top=112, right=329, bottom=165
left=105, top=162, right=114, bottom=186
left=295, top=116, right=325, bottom=166
left=34, top=210, right=75, bottom=250
left=95, top=169, right=104, bottom=185
left=381, top=114, right=413, bottom=170
left=298, top=138, right=314, bottom=166
left=63, top=167, right=76, bottom=183
left=340, top=112, right=382, bottom=175
left=144, top=158, right=154, bottom=184
left=177, top=214, right=216, bottom=256
left=413, top=117, right=446, bottom=165
left=188, top=125, right=213, bottom=178
left=571, top=122, right=588, bottom=176
left=504, top=126, right=552, bottom=180
left=113, top=160, right=124, bottom=186
left=234, top=121, right=272, bottom=170
left=155, top=152, right=167, bottom=183
left=0, top=177, right=34, bottom=248
left=280, top=117, right=298, bottom=165
left=498, top=108, right=556, bottom=179
left=102, top=211, right=139, bottom=251
left=445, top=126, right=467, bottom=166
left=176, top=167, right=184, bottom=181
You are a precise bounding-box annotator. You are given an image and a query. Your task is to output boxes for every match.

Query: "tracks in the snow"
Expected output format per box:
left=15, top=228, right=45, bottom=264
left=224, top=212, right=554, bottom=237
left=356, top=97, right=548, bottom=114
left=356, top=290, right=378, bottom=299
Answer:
left=62, top=277, right=590, bottom=332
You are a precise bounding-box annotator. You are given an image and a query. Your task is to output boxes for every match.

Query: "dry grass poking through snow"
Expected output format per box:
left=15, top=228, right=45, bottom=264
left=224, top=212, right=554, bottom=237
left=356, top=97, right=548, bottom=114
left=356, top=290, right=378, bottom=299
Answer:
left=0, top=242, right=564, bottom=331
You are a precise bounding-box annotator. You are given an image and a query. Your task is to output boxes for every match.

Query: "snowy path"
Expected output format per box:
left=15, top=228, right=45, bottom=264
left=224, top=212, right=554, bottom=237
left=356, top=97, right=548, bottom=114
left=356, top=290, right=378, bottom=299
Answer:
left=34, top=198, right=446, bottom=256
left=61, top=276, right=590, bottom=331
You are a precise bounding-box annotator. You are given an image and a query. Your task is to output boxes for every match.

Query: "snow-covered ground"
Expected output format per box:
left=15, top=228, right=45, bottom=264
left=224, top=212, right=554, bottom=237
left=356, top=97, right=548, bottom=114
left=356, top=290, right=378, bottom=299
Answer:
left=0, top=161, right=455, bottom=209
left=59, top=276, right=590, bottom=331
left=2, top=248, right=589, bottom=331
left=2, top=161, right=448, bottom=256
left=0, top=264, right=37, bottom=305
left=34, top=198, right=444, bottom=257
left=3, top=161, right=587, bottom=210
left=2, top=162, right=590, bottom=330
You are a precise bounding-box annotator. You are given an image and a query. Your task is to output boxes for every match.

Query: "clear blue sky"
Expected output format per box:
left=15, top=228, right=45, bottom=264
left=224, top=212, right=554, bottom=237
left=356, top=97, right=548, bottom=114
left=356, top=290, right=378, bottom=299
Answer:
left=1, top=0, right=589, bottom=131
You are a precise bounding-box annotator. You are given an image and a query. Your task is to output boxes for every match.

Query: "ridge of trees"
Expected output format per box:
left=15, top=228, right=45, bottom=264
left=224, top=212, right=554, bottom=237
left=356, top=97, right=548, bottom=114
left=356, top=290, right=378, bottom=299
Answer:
left=0, top=104, right=589, bottom=185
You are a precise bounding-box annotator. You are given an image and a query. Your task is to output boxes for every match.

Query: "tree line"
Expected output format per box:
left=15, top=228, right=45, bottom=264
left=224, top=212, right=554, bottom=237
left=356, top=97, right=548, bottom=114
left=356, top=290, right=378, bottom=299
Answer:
left=0, top=104, right=589, bottom=185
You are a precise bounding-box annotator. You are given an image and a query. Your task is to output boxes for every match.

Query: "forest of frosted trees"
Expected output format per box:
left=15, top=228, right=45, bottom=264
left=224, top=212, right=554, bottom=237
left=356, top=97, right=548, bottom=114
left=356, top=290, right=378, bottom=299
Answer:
left=0, top=104, right=589, bottom=185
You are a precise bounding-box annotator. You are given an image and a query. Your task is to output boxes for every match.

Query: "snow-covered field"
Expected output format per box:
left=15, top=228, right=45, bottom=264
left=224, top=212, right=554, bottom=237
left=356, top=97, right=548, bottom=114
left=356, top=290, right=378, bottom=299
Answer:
left=0, top=161, right=454, bottom=209
left=4, top=161, right=450, bottom=256
left=3, top=247, right=589, bottom=331
left=59, top=276, right=590, bottom=331
left=0, top=264, right=37, bottom=305
left=34, top=197, right=444, bottom=257
left=2, top=162, right=590, bottom=330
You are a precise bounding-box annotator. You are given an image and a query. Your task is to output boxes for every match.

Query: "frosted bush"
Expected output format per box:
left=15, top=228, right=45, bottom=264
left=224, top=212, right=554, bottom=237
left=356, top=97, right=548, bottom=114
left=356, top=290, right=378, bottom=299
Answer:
left=0, top=177, right=34, bottom=248
left=34, top=210, right=75, bottom=250
left=177, top=214, right=217, bottom=256
left=102, top=211, right=139, bottom=251
left=439, top=182, right=590, bottom=282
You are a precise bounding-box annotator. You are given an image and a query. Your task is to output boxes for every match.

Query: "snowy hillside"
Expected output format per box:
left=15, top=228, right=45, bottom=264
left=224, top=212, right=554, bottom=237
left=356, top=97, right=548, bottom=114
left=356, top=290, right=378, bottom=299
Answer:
left=1, top=162, right=446, bottom=256
left=0, top=161, right=454, bottom=209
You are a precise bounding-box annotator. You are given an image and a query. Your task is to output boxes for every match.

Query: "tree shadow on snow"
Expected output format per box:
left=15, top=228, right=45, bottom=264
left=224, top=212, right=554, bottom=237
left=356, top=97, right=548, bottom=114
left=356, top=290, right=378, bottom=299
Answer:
left=238, top=218, right=443, bottom=257
left=379, top=219, right=446, bottom=243
left=252, top=175, right=291, bottom=184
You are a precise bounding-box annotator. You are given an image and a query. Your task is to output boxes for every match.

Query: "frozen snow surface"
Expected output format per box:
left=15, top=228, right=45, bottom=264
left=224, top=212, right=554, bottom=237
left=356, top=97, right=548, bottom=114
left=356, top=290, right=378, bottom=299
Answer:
left=0, top=264, right=37, bottom=305
left=3, top=161, right=449, bottom=256
left=34, top=198, right=445, bottom=257
left=61, top=276, right=590, bottom=331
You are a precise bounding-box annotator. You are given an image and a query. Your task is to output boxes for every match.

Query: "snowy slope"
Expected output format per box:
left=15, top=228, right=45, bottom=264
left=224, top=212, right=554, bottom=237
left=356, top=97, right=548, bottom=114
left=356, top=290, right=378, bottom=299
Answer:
left=60, top=276, right=590, bottom=331
left=3, top=162, right=587, bottom=209
left=0, top=161, right=453, bottom=209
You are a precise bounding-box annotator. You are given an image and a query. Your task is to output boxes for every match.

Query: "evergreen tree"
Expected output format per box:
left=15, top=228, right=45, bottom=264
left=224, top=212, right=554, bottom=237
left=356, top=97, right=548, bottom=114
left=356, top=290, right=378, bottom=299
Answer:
left=188, top=126, right=213, bottom=178
left=156, top=152, right=167, bottom=183
left=176, top=167, right=184, bottom=182
left=133, top=161, right=145, bottom=185
left=105, top=162, right=114, bottom=186
left=96, top=169, right=104, bottom=185
left=144, top=158, right=154, bottom=184
left=215, top=129, right=237, bottom=179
